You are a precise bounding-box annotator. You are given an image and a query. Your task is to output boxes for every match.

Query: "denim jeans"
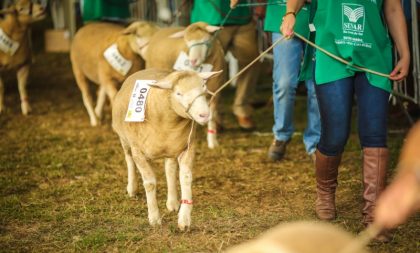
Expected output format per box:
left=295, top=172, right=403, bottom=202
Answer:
left=315, top=72, right=390, bottom=156
left=272, top=33, right=321, bottom=154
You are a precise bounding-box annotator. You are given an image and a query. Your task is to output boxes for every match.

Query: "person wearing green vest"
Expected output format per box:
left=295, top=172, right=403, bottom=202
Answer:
left=191, top=0, right=261, bottom=130
left=282, top=0, right=410, bottom=241
left=82, top=0, right=130, bottom=23
left=264, top=0, right=320, bottom=162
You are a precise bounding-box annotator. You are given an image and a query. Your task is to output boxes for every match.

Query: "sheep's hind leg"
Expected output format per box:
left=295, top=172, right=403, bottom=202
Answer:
left=95, top=85, right=107, bottom=120
left=165, top=158, right=179, bottom=212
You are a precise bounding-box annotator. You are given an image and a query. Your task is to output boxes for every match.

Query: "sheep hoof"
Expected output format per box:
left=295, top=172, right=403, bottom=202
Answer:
left=148, top=214, right=162, bottom=227
left=21, top=102, right=31, bottom=115
left=90, top=118, right=99, bottom=127
left=178, top=206, right=191, bottom=231
left=94, top=108, right=103, bottom=120
left=0, top=104, right=5, bottom=114
left=177, top=218, right=191, bottom=231
left=127, top=184, right=139, bottom=197
left=166, top=199, right=180, bottom=212
left=208, top=139, right=219, bottom=149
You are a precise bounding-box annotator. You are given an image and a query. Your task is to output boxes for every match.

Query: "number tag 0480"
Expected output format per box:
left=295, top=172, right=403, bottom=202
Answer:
left=125, top=80, right=156, bottom=122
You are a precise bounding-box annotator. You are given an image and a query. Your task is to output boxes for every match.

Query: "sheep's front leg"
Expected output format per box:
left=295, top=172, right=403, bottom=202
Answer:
left=120, top=139, right=139, bottom=197
left=0, top=77, right=4, bottom=114
left=132, top=147, right=161, bottom=226
left=207, top=96, right=219, bottom=149
left=17, top=65, right=31, bottom=115
left=177, top=146, right=196, bottom=231
left=165, top=158, right=179, bottom=212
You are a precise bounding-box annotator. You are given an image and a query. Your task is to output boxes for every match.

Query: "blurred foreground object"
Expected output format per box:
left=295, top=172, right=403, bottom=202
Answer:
left=375, top=122, right=420, bottom=229
left=226, top=221, right=370, bottom=253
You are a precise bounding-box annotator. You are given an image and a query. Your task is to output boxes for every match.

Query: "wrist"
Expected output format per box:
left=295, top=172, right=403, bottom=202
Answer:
left=283, top=11, right=296, bottom=19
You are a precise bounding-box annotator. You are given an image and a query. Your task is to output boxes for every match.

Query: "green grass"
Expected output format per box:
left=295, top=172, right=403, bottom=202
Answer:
left=0, top=53, right=418, bottom=252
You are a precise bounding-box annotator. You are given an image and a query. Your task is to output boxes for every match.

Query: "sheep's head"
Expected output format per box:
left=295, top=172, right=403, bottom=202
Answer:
left=123, top=21, right=160, bottom=59
left=149, top=70, right=222, bottom=125
left=169, top=22, right=221, bottom=68
left=12, top=0, right=46, bottom=24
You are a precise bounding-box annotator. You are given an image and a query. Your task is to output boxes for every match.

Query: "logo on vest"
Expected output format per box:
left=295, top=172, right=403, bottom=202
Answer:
left=342, top=4, right=365, bottom=35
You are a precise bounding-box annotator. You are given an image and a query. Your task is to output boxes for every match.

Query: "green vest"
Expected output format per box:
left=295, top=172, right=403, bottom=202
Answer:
left=191, top=0, right=252, bottom=25
left=314, top=0, right=392, bottom=92
left=83, top=0, right=130, bottom=22
left=264, top=0, right=310, bottom=39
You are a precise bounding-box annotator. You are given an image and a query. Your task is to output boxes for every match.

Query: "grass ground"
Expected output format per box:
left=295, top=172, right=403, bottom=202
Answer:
left=0, top=51, right=419, bottom=253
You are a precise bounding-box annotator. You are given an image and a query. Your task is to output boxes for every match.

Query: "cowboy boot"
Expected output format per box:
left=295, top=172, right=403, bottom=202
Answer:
left=362, top=147, right=390, bottom=242
left=315, top=149, right=342, bottom=220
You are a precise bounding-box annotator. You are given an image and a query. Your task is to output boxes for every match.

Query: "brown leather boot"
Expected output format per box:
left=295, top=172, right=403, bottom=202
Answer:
left=315, top=150, right=342, bottom=220
left=362, top=147, right=390, bottom=242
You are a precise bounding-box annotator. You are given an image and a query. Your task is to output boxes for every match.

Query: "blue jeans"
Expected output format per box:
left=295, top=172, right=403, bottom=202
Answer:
left=272, top=33, right=321, bottom=154
left=315, top=72, right=389, bottom=156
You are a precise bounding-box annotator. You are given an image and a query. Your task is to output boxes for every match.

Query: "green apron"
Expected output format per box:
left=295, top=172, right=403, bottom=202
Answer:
left=265, top=1, right=312, bottom=81
left=83, top=0, right=130, bottom=22
left=191, top=0, right=252, bottom=25
left=264, top=0, right=310, bottom=38
left=314, top=0, right=393, bottom=92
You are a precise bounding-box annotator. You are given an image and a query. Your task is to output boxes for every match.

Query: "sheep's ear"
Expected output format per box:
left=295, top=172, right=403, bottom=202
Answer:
left=122, top=22, right=140, bottom=35
left=198, top=70, right=223, bottom=81
left=135, top=37, right=149, bottom=48
left=168, top=30, right=185, bottom=38
left=148, top=79, right=173, bottom=89
left=205, top=25, right=221, bottom=33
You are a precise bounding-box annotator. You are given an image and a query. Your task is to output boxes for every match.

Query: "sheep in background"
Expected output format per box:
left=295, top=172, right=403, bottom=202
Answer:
left=112, top=68, right=221, bottom=230
left=70, top=21, right=159, bottom=126
left=226, top=221, right=370, bottom=253
left=145, top=22, right=226, bottom=149
left=0, top=0, right=46, bottom=115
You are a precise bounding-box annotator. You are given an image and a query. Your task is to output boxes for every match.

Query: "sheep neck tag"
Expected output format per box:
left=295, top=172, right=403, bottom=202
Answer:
left=125, top=79, right=156, bottom=122
left=103, top=44, right=132, bottom=76
left=0, top=28, right=19, bottom=55
left=173, top=51, right=213, bottom=73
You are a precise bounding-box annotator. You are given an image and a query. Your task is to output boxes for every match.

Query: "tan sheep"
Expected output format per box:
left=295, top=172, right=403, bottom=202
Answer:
left=70, top=21, right=159, bottom=126
left=112, top=68, right=221, bottom=230
left=145, top=22, right=226, bottom=149
left=0, top=0, right=45, bottom=115
left=226, top=221, right=370, bottom=253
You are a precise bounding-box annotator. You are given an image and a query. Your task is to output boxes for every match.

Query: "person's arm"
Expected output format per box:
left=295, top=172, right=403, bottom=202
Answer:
left=230, top=0, right=239, bottom=9
left=375, top=123, right=420, bottom=229
left=280, top=0, right=306, bottom=38
left=384, top=0, right=410, bottom=81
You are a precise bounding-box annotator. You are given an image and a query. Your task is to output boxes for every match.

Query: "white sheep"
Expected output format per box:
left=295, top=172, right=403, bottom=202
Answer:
left=226, top=221, right=370, bottom=253
left=145, top=22, right=226, bottom=149
left=0, top=0, right=45, bottom=115
left=112, top=68, right=221, bottom=230
left=70, top=21, right=159, bottom=126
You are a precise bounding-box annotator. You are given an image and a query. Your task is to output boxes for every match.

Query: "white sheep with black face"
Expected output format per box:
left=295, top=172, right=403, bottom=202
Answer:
left=112, top=69, right=222, bottom=230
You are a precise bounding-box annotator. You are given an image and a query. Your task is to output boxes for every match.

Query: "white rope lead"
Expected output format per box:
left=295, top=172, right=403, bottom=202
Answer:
left=293, top=32, right=391, bottom=78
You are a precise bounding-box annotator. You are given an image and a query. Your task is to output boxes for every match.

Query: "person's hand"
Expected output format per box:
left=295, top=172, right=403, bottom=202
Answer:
left=390, top=56, right=410, bottom=81
left=374, top=169, right=420, bottom=229
left=230, top=0, right=239, bottom=9
left=280, top=13, right=296, bottom=39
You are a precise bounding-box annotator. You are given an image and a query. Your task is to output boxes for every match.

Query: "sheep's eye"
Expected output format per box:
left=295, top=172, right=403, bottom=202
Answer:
left=176, top=92, right=183, bottom=97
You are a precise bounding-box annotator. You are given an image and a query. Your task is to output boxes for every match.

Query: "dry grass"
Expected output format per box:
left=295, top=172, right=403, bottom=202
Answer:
left=0, top=51, right=419, bottom=253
